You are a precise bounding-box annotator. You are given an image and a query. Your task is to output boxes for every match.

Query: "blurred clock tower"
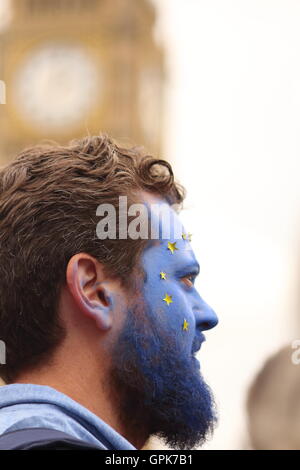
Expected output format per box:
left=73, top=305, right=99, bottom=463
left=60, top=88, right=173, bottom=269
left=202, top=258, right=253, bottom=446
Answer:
left=0, top=0, right=164, bottom=162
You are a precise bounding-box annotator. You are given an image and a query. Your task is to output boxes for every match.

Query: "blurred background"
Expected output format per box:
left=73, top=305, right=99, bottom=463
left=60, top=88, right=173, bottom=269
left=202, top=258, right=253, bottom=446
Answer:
left=0, top=0, right=300, bottom=450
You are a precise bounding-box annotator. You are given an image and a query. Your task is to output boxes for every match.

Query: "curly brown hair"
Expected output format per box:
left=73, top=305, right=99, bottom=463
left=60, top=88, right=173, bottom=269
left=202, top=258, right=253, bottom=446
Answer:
left=0, top=134, right=185, bottom=382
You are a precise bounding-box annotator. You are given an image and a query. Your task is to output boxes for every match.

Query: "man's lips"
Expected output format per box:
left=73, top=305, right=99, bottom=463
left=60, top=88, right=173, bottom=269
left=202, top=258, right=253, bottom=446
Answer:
left=191, top=333, right=206, bottom=355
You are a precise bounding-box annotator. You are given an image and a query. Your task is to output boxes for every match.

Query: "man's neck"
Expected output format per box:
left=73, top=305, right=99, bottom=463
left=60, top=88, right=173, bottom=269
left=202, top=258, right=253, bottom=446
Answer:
left=13, top=356, right=147, bottom=449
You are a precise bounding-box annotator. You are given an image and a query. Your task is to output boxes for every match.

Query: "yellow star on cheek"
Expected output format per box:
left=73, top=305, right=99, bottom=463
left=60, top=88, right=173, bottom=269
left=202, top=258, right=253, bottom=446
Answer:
left=160, top=271, right=167, bottom=280
left=182, top=319, right=189, bottom=331
left=167, top=241, right=178, bottom=254
left=187, top=233, right=192, bottom=242
left=163, top=293, right=173, bottom=306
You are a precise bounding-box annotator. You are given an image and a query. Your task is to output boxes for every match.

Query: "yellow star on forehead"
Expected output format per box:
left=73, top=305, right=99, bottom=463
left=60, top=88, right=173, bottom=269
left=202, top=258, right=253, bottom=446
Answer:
left=163, top=293, right=173, bottom=306
left=182, top=233, right=187, bottom=240
left=182, top=319, right=189, bottom=331
left=160, top=271, right=167, bottom=280
left=167, top=241, right=178, bottom=254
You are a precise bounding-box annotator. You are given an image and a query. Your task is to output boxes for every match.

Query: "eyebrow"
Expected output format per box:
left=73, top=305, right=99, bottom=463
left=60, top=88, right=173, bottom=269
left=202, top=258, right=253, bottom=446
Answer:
left=175, top=262, right=200, bottom=277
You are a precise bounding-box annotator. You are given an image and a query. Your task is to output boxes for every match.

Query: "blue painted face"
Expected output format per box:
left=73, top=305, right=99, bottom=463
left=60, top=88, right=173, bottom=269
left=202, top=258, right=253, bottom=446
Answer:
left=141, top=200, right=218, bottom=365
left=109, top=198, right=219, bottom=449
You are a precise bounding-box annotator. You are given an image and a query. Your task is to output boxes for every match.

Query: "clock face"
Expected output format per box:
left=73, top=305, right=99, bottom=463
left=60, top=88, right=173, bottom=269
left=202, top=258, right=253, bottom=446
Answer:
left=13, top=43, right=101, bottom=133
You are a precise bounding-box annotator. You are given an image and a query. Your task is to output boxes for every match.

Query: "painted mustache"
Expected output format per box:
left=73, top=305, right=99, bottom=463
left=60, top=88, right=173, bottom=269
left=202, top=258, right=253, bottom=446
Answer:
left=191, top=333, right=206, bottom=354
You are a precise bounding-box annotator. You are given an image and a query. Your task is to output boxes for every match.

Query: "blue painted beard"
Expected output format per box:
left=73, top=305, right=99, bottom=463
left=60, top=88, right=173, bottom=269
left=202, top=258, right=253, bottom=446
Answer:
left=108, top=297, right=217, bottom=450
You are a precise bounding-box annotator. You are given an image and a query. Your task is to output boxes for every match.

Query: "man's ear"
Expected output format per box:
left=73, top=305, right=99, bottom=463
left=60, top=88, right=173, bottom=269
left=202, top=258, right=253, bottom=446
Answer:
left=66, top=253, right=113, bottom=330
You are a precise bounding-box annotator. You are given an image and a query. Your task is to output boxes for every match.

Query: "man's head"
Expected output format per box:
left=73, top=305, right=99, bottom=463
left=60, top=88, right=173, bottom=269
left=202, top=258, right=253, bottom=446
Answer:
left=0, top=135, right=218, bottom=449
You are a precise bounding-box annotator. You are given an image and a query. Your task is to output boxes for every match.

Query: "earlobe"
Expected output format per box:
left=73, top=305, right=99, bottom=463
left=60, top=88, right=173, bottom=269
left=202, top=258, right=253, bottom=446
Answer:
left=66, top=253, right=113, bottom=331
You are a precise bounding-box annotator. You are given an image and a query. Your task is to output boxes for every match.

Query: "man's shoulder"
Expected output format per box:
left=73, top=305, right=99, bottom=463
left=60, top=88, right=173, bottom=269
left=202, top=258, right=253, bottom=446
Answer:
left=0, top=427, right=102, bottom=450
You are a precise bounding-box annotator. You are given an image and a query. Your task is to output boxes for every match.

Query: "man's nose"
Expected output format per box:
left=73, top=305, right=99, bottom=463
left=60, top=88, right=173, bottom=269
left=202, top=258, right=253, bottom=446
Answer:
left=193, top=297, right=219, bottom=331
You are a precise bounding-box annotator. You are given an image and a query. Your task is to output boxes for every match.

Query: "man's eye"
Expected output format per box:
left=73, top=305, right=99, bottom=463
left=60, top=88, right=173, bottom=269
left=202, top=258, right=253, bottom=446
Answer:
left=181, top=275, right=196, bottom=288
